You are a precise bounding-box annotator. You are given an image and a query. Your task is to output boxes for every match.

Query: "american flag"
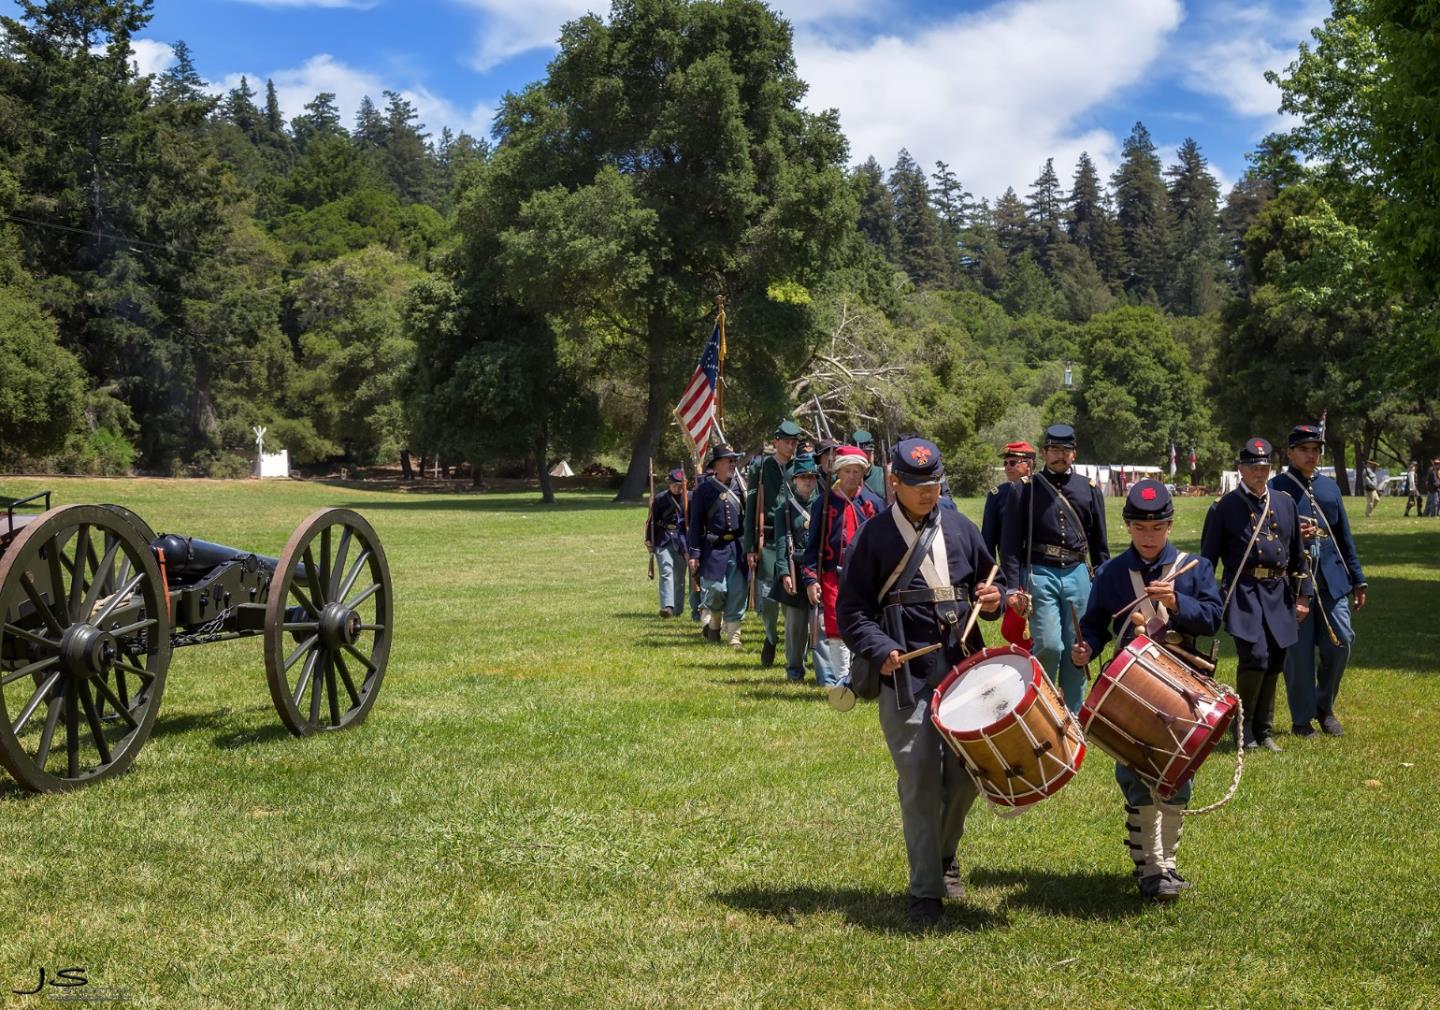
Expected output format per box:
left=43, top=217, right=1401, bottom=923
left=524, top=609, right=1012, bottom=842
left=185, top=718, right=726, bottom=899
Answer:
left=674, top=321, right=722, bottom=457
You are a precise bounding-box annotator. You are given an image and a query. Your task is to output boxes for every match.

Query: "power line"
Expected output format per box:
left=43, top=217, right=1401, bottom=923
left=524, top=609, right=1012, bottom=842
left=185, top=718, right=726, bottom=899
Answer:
left=3, top=212, right=311, bottom=280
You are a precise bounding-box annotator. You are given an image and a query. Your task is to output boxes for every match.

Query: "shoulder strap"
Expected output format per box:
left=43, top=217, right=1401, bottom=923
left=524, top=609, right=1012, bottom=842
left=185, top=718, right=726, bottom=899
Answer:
left=1282, top=470, right=1352, bottom=580
left=1220, top=492, right=1269, bottom=618
left=1035, top=472, right=1089, bottom=548
left=880, top=511, right=940, bottom=599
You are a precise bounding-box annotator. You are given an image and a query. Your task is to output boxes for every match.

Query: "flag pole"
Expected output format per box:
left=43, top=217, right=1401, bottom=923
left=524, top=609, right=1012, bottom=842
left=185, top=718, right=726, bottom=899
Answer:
left=715, top=295, right=727, bottom=438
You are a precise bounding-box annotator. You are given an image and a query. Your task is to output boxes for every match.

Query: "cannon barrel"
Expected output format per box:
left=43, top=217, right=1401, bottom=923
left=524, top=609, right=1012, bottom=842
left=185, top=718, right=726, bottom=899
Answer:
left=151, top=533, right=279, bottom=578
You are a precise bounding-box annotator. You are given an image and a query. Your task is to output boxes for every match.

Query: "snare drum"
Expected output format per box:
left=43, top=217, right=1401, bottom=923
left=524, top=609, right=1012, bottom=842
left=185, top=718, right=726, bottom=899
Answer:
left=1079, top=635, right=1236, bottom=801
left=930, top=645, right=1086, bottom=809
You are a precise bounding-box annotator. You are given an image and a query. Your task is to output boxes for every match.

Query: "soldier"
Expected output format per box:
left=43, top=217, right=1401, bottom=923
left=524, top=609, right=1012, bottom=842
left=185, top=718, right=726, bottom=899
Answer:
left=853, top=430, right=890, bottom=499
left=982, top=441, right=1035, bottom=559
left=837, top=437, right=1003, bottom=927
left=1404, top=461, right=1424, bottom=517
left=689, top=464, right=713, bottom=624
left=770, top=454, right=829, bottom=684
left=802, top=445, right=884, bottom=681
left=1200, top=437, right=1311, bottom=750
left=1362, top=459, right=1381, bottom=517
left=744, top=420, right=804, bottom=668
left=1001, top=424, right=1108, bottom=712
left=687, top=444, right=749, bottom=648
left=1272, top=424, right=1366, bottom=737
left=645, top=468, right=689, bottom=618
left=1428, top=457, right=1440, bottom=517
left=1073, top=481, right=1223, bottom=902
left=814, top=439, right=838, bottom=490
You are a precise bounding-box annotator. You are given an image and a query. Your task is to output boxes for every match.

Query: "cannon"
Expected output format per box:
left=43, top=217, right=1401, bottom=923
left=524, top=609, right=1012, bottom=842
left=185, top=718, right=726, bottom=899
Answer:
left=0, top=492, right=393, bottom=792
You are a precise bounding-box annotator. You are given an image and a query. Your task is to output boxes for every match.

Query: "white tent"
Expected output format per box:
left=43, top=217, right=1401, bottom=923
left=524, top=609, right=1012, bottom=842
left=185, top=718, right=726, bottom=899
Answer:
left=548, top=460, right=575, bottom=477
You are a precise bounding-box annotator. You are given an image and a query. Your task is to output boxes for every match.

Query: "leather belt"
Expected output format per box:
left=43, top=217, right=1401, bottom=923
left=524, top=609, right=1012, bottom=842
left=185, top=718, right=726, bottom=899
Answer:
left=887, top=586, right=958, bottom=606
left=708, top=532, right=738, bottom=543
left=1032, top=544, right=1085, bottom=566
left=1246, top=565, right=1286, bottom=580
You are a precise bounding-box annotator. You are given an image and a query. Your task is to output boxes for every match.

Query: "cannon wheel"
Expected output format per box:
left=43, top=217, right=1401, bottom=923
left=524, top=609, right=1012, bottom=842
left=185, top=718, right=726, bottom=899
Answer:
left=264, top=508, right=392, bottom=736
left=0, top=505, right=171, bottom=792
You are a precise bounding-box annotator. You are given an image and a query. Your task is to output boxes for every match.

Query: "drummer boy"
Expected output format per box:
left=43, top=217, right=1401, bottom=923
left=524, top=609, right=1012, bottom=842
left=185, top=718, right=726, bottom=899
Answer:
left=1071, top=480, right=1223, bottom=903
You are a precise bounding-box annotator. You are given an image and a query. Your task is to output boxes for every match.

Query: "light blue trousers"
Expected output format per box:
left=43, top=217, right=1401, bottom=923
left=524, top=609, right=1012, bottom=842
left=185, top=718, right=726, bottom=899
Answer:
left=1029, top=562, right=1092, bottom=713
left=654, top=547, right=686, bottom=614
left=701, top=556, right=748, bottom=623
left=1284, top=588, right=1354, bottom=725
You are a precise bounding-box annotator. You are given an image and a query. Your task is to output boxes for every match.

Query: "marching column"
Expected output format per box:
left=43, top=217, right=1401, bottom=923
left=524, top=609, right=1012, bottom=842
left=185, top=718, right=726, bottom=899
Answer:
left=1000, top=424, right=1108, bottom=712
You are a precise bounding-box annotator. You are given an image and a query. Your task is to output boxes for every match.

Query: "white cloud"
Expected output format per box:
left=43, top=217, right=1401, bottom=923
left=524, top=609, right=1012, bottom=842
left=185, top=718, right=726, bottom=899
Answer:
left=209, top=53, right=496, bottom=138
left=454, top=0, right=887, bottom=72
left=795, top=0, right=1184, bottom=201
left=1175, top=0, right=1328, bottom=126
left=129, top=38, right=177, bottom=78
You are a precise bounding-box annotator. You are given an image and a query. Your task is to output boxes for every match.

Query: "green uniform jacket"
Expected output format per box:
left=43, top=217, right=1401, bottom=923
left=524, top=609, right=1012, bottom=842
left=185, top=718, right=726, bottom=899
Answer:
left=768, top=487, right=817, bottom=608
left=743, top=455, right=788, bottom=578
left=863, top=464, right=887, bottom=500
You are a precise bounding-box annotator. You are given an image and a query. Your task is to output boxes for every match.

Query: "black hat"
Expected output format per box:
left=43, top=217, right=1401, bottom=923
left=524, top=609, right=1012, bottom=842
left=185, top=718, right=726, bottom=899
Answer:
left=1122, top=479, right=1174, bottom=522
left=666, top=468, right=686, bottom=483
left=1043, top=423, right=1077, bottom=449
left=1238, top=437, right=1273, bottom=466
left=815, top=438, right=839, bottom=457
left=707, top=443, right=742, bottom=466
left=1287, top=424, right=1324, bottom=448
left=891, top=437, right=945, bottom=486
left=773, top=419, right=804, bottom=440
left=851, top=429, right=875, bottom=447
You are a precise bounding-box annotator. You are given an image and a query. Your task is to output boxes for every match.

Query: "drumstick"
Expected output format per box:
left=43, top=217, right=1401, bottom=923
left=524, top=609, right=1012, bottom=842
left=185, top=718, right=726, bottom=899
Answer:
left=895, top=642, right=945, bottom=664
left=1110, top=557, right=1201, bottom=621
left=1069, top=602, right=1091, bottom=679
left=958, top=564, right=1001, bottom=651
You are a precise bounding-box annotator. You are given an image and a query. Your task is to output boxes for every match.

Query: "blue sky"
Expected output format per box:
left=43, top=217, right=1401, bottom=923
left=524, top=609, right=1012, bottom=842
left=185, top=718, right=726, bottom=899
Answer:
left=12, top=0, right=1330, bottom=200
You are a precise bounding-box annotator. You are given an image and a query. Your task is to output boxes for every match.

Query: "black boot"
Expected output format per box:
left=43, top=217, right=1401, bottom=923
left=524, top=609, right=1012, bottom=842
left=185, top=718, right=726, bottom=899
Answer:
left=1255, top=671, right=1282, bottom=749
left=760, top=639, right=776, bottom=667
left=1235, top=668, right=1263, bottom=748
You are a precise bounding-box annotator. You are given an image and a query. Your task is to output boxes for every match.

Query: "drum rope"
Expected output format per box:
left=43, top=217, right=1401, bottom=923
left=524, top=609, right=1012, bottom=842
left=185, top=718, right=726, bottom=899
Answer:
left=1174, top=689, right=1244, bottom=817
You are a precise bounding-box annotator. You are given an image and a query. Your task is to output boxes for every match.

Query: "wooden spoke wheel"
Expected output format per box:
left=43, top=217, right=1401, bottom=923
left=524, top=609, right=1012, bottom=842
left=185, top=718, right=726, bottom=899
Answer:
left=0, top=506, right=171, bottom=792
left=264, top=509, right=392, bottom=736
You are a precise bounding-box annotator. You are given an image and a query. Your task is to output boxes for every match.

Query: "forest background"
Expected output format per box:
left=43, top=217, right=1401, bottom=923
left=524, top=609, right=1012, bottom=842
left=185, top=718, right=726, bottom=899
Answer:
left=2, top=0, right=1437, bottom=501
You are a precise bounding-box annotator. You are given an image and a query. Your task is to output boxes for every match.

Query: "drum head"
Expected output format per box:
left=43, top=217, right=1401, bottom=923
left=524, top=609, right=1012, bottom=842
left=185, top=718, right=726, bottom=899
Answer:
left=934, top=654, right=1030, bottom=732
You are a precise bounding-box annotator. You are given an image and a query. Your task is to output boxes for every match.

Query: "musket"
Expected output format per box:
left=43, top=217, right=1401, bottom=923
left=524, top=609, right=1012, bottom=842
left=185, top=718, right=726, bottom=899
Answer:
left=812, top=394, right=834, bottom=441
left=748, top=445, right=766, bottom=609
left=682, top=463, right=700, bottom=594
left=646, top=458, right=656, bottom=581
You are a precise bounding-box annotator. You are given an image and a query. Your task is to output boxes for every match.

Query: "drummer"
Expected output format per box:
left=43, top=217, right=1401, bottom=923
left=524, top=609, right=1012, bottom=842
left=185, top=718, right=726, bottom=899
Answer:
left=837, top=437, right=1004, bottom=927
left=1072, top=480, right=1222, bottom=903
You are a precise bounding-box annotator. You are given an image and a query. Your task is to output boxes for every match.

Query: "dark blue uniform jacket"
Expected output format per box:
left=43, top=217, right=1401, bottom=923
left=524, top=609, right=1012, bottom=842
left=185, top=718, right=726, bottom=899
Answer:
left=1078, top=542, right=1223, bottom=663
left=837, top=505, right=1003, bottom=698
left=687, top=474, right=749, bottom=583
left=1270, top=468, right=1366, bottom=599
left=1000, top=469, right=1109, bottom=592
left=645, top=490, right=687, bottom=554
left=800, top=486, right=885, bottom=587
left=1200, top=486, right=1311, bottom=648
left=981, top=481, right=1011, bottom=558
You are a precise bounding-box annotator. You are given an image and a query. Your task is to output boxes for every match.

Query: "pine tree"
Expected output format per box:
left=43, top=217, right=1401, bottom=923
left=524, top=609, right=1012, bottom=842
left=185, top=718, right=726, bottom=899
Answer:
left=222, top=75, right=261, bottom=138
left=353, top=95, right=385, bottom=149
left=290, top=92, right=345, bottom=151
left=1025, top=157, right=1067, bottom=274
left=381, top=90, right=431, bottom=205
left=991, top=186, right=1029, bottom=261
left=852, top=156, right=897, bottom=258
left=157, top=40, right=207, bottom=104
left=930, top=160, right=971, bottom=238
left=889, top=149, right=950, bottom=287
left=1164, top=138, right=1223, bottom=315
left=1110, top=121, right=1172, bottom=301
left=263, top=78, right=284, bottom=135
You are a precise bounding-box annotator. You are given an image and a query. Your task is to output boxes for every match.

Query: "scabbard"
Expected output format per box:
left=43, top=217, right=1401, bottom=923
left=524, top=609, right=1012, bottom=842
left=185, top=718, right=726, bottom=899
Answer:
left=884, top=603, right=915, bottom=709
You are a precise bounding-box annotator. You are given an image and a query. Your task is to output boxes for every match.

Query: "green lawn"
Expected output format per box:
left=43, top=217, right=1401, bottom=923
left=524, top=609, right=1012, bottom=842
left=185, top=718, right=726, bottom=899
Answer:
left=1, top=476, right=1437, bottom=1009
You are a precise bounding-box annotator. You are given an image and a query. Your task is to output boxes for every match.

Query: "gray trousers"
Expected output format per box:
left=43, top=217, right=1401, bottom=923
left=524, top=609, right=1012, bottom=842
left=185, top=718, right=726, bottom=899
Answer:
left=879, top=690, right=980, bottom=899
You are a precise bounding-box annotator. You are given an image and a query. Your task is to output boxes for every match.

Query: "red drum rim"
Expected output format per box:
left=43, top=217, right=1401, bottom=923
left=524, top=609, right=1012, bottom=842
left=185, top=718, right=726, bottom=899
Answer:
left=1080, top=634, right=1238, bottom=800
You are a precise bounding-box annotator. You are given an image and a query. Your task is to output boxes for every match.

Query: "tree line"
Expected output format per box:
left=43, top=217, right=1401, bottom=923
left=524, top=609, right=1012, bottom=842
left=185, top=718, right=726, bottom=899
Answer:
left=2, top=0, right=1436, bottom=499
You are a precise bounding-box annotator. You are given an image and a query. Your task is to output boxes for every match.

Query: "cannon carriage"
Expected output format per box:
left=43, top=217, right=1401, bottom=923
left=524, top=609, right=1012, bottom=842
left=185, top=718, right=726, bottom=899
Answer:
left=0, top=492, right=392, bottom=792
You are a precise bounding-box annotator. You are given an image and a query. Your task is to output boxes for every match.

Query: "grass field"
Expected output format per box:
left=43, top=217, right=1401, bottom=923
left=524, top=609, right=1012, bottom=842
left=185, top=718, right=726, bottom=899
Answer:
left=0, top=476, right=1437, bottom=1009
